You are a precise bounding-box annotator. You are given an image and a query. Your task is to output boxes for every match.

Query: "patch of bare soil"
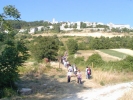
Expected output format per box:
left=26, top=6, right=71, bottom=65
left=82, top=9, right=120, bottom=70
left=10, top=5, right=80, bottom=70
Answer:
left=63, top=32, right=125, bottom=38
left=75, top=50, right=96, bottom=60
left=32, top=32, right=127, bottom=38
left=14, top=62, right=100, bottom=100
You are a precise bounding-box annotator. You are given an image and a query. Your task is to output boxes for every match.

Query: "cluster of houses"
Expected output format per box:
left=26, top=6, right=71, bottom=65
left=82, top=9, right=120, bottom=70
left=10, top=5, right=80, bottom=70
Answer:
left=19, top=18, right=131, bottom=34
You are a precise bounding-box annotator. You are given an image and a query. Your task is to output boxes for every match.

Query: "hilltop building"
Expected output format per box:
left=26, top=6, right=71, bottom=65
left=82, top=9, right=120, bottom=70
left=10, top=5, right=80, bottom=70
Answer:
left=107, top=23, right=130, bottom=29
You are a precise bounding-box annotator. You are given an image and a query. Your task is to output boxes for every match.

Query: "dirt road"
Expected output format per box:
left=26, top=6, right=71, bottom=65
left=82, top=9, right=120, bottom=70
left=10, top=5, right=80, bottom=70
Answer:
left=50, top=62, right=133, bottom=100
left=61, top=82, right=133, bottom=100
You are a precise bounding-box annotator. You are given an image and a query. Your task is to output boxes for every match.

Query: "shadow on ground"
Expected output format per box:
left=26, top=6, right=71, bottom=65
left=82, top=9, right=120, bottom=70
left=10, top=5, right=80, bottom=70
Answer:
left=1, top=68, right=92, bottom=100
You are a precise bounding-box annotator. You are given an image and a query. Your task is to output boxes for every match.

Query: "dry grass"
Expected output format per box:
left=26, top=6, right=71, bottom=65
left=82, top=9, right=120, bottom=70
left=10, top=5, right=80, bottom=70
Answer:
left=32, top=32, right=127, bottom=38
left=75, top=50, right=96, bottom=61
left=9, top=62, right=85, bottom=100
left=5, top=60, right=133, bottom=100
left=91, top=68, right=133, bottom=86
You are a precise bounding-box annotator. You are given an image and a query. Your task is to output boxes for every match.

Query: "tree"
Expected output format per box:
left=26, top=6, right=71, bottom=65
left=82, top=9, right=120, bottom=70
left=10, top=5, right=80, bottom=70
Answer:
left=0, top=37, right=28, bottom=86
left=64, top=24, right=68, bottom=28
left=29, top=36, right=60, bottom=62
left=66, top=39, right=78, bottom=55
left=0, top=5, right=20, bottom=32
left=53, top=24, right=60, bottom=33
left=0, top=5, right=28, bottom=98
left=34, top=27, right=38, bottom=34
left=80, top=22, right=86, bottom=28
left=86, top=53, right=104, bottom=67
left=73, top=23, right=77, bottom=28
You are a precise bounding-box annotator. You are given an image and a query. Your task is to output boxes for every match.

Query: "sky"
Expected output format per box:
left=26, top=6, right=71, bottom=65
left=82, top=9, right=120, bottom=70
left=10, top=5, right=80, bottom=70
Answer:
left=0, top=0, right=133, bottom=26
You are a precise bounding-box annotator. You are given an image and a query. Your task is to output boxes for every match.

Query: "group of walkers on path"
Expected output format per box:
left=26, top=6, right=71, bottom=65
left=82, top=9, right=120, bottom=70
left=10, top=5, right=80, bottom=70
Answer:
left=61, top=52, right=92, bottom=84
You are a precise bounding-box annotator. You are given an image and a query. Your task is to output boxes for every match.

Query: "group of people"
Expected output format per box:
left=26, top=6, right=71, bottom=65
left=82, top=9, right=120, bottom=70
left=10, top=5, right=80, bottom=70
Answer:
left=61, top=53, right=91, bottom=84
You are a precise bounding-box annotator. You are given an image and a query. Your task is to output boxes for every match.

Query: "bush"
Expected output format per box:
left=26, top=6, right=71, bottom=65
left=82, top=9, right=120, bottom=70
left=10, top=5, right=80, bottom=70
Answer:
left=119, top=56, right=133, bottom=71
left=78, top=42, right=88, bottom=50
left=74, top=56, right=85, bottom=65
left=66, top=39, right=78, bottom=55
left=67, top=55, right=75, bottom=64
left=0, top=87, right=17, bottom=98
left=86, top=53, right=104, bottom=67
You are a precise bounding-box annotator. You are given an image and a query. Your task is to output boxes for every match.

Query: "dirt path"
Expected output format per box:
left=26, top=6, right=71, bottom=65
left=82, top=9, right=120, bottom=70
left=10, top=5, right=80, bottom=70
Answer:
left=61, top=82, right=133, bottom=100
left=50, top=61, right=133, bottom=100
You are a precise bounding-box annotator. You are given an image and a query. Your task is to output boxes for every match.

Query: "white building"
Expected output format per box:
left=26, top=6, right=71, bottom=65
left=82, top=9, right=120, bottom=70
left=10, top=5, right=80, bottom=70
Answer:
left=19, top=29, right=27, bottom=33
left=76, top=21, right=80, bottom=29
left=107, top=23, right=130, bottom=29
left=29, top=28, right=35, bottom=34
left=52, top=18, right=58, bottom=24
left=97, top=22, right=104, bottom=25
left=48, top=25, right=53, bottom=29
left=37, top=26, right=44, bottom=31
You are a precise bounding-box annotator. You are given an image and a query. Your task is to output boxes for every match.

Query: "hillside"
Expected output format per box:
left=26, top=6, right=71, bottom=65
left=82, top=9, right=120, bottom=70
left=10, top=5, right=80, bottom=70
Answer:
left=33, top=32, right=129, bottom=38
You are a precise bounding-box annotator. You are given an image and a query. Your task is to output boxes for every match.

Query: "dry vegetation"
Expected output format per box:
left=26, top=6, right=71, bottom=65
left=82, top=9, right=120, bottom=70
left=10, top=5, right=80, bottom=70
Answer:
left=6, top=31, right=133, bottom=99
left=6, top=58, right=133, bottom=100
left=33, top=32, right=128, bottom=38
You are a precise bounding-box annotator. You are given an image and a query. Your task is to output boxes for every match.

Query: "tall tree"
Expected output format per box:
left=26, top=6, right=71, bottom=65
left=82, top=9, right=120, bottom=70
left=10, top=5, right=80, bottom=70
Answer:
left=66, top=39, right=78, bottom=55
left=0, top=5, right=20, bottom=32
left=29, top=36, right=59, bottom=62
left=0, top=5, right=28, bottom=98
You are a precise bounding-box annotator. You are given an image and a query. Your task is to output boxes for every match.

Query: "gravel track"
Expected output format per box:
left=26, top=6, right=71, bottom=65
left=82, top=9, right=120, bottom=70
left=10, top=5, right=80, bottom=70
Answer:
left=62, top=82, right=133, bottom=100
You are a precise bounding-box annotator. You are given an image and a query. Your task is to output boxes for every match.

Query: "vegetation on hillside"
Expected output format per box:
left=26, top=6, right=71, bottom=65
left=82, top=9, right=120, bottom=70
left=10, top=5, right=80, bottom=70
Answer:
left=1, top=4, right=133, bottom=100
left=0, top=5, right=29, bottom=98
left=28, top=35, right=61, bottom=62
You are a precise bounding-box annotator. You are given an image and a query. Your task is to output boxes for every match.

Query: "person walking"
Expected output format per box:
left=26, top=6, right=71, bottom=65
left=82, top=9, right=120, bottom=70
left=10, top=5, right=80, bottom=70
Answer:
left=68, top=64, right=73, bottom=72
left=67, top=70, right=72, bottom=83
left=77, top=70, right=82, bottom=84
left=73, top=64, right=77, bottom=75
left=85, top=66, right=88, bottom=79
left=87, top=67, right=91, bottom=79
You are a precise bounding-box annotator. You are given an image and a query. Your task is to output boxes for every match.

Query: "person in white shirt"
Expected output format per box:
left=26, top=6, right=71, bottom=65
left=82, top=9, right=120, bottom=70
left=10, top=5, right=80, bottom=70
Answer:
left=85, top=67, right=88, bottom=79
left=73, top=64, right=77, bottom=75
left=63, top=60, right=67, bottom=68
left=68, top=64, right=73, bottom=72
left=67, top=70, right=72, bottom=83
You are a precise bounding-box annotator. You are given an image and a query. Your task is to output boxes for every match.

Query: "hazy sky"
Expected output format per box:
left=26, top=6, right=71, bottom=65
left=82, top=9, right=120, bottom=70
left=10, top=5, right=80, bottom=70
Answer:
left=0, top=0, right=133, bottom=26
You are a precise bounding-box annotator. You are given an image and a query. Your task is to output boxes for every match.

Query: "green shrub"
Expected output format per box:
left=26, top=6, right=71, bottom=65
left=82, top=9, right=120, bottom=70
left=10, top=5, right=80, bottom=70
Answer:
left=74, top=56, right=85, bottom=66
left=119, top=56, right=133, bottom=71
left=67, top=55, right=75, bottom=64
left=0, top=88, right=17, bottom=98
left=66, top=39, right=78, bottom=55
left=86, top=53, right=104, bottom=67
left=100, top=81, right=105, bottom=86
left=78, top=42, right=88, bottom=50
